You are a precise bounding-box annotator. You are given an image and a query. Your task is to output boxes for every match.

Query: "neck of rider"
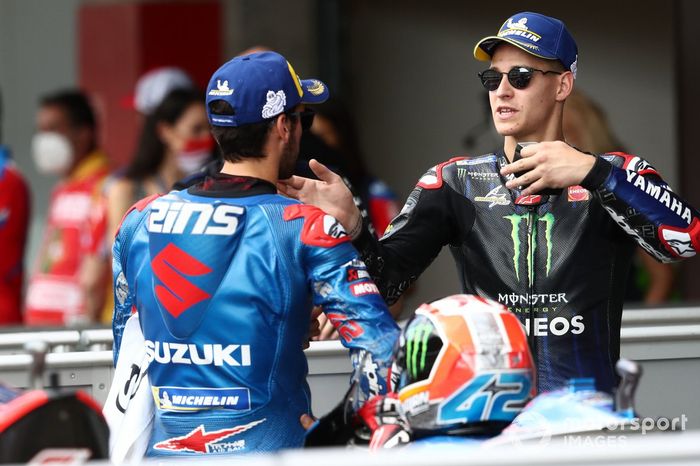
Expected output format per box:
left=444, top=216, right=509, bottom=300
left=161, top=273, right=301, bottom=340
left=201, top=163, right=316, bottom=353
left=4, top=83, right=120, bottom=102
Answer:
left=502, top=115, right=566, bottom=162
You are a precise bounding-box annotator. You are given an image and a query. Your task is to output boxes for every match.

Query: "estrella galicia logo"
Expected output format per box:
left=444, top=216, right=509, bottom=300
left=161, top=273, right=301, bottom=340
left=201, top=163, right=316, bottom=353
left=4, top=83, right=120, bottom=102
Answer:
left=503, top=213, right=554, bottom=285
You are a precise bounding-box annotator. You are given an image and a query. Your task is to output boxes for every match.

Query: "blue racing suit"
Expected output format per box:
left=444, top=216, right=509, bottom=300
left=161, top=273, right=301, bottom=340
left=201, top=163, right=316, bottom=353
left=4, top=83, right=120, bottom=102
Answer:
left=111, top=175, right=399, bottom=456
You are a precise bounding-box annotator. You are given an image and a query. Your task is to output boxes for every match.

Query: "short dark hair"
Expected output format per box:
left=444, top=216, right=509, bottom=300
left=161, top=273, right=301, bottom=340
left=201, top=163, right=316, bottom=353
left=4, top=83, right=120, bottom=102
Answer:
left=40, top=89, right=96, bottom=131
left=209, top=100, right=298, bottom=163
left=551, top=60, right=567, bottom=73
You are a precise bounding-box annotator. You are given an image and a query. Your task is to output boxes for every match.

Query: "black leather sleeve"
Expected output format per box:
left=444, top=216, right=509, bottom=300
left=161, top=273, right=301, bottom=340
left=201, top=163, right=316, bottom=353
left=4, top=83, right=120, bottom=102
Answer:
left=352, top=166, right=476, bottom=305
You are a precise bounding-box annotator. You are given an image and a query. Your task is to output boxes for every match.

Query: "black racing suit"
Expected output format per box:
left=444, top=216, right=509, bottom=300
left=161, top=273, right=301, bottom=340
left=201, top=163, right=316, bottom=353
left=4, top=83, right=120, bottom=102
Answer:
left=354, top=150, right=700, bottom=393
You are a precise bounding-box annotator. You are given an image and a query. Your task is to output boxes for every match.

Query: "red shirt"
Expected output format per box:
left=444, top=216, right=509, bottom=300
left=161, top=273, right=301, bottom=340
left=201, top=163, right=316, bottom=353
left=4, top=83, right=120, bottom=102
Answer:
left=25, top=151, right=109, bottom=326
left=0, top=149, right=29, bottom=325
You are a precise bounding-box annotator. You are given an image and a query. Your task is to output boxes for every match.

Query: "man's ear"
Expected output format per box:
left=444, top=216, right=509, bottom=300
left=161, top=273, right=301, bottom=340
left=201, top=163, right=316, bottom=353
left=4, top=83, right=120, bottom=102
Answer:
left=555, top=72, right=574, bottom=102
left=273, top=113, right=292, bottom=143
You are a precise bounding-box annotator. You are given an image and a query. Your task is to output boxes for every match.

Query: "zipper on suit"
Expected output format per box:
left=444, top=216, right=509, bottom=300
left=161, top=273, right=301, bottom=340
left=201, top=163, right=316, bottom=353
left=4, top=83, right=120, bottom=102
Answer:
left=527, top=206, right=538, bottom=369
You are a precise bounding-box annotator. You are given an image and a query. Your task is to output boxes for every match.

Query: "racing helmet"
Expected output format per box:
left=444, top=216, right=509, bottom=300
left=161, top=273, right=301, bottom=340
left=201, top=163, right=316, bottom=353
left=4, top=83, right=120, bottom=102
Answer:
left=392, top=294, right=535, bottom=436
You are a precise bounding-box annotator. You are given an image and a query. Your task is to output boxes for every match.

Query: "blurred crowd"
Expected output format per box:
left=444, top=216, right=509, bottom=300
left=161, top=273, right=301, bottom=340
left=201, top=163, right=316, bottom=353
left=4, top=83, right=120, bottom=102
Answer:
left=0, top=59, right=402, bottom=328
left=0, top=60, right=675, bottom=329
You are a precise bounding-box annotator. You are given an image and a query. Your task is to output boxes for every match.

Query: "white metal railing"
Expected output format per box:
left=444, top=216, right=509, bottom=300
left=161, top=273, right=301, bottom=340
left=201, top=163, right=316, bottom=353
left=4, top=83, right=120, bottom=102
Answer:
left=622, top=306, right=700, bottom=327
left=0, top=330, right=81, bottom=353
left=0, top=307, right=698, bottom=424
left=0, top=306, right=698, bottom=353
left=101, top=430, right=700, bottom=465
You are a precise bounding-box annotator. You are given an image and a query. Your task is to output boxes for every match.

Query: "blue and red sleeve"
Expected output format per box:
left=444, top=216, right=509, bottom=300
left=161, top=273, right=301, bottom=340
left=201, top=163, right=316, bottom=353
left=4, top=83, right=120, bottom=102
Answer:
left=582, top=153, right=700, bottom=262
left=284, top=204, right=400, bottom=403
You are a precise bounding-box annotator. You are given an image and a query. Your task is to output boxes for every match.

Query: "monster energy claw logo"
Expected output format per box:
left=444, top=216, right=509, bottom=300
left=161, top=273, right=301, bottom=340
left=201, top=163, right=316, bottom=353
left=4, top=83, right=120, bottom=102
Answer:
left=504, top=212, right=554, bottom=285
left=406, top=321, right=435, bottom=380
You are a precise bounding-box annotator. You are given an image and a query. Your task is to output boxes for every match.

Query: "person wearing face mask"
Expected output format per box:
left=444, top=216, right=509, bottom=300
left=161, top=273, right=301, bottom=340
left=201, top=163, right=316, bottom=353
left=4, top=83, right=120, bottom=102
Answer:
left=25, top=90, right=111, bottom=326
left=104, top=88, right=213, bottom=244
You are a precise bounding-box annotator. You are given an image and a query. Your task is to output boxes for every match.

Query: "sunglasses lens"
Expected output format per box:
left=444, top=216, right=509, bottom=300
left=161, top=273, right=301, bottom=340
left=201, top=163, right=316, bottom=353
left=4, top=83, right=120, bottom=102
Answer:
left=480, top=70, right=502, bottom=91
left=301, top=110, right=315, bottom=131
left=508, top=68, right=533, bottom=89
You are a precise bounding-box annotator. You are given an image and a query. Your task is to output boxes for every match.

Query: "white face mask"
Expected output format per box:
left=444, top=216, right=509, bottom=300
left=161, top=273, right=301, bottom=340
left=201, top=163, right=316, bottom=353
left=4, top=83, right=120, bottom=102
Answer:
left=175, top=137, right=214, bottom=174
left=31, top=132, right=74, bottom=176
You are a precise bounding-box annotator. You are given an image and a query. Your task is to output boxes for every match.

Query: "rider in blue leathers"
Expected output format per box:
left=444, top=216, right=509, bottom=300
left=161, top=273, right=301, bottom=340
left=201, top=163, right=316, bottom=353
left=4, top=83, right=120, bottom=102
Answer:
left=111, top=51, right=399, bottom=456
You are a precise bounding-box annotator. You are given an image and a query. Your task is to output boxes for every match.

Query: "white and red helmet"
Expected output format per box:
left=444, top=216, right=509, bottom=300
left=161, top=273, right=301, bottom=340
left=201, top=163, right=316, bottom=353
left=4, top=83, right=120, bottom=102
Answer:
left=392, top=295, right=535, bottom=435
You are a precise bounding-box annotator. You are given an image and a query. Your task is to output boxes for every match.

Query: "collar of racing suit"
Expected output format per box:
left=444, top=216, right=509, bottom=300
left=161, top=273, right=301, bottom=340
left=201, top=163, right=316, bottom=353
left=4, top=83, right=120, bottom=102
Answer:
left=188, top=173, right=277, bottom=198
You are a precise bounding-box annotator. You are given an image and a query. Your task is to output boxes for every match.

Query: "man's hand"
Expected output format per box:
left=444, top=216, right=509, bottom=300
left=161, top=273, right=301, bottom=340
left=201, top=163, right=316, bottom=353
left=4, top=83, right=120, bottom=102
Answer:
left=500, top=141, right=596, bottom=196
left=300, top=413, right=316, bottom=430
left=278, top=159, right=362, bottom=237
left=304, top=306, right=323, bottom=350
left=313, top=312, right=340, bottom=341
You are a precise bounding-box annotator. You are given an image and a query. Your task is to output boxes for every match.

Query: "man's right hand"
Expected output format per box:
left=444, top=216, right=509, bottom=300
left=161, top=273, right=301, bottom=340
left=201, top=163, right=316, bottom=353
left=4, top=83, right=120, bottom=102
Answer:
left=278, top=159, right=362, bottom=238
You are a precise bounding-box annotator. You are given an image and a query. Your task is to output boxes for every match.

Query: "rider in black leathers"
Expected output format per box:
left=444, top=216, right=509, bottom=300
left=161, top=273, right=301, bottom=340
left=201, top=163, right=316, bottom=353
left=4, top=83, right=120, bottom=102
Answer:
left=352, top=149, right=699, bottom=393
left=279, top=12, right=700, bottom=394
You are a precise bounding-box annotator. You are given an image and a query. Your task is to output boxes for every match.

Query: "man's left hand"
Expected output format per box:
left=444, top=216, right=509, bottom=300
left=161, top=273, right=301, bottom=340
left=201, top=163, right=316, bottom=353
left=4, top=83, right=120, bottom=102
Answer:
left=300, top=413, right=316, bottom=430
left=500, top=141, right=596, bottom=196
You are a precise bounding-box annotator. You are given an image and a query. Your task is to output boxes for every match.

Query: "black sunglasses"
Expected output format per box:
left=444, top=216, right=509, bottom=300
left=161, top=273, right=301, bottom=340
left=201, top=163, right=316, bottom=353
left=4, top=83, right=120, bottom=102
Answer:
left=478, top=66, right=563, bottom=91
left=287, top=109, right=315, bottom=131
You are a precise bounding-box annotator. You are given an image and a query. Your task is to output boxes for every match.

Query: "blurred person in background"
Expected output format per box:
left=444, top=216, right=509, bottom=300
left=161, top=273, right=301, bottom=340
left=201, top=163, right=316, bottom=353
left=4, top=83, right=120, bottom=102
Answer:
left=0, top=141, right=30, bottom=325
left=305, top=101, right=399, bottom=237
left=102, top=89, right=212, bottom=324
left=25, top=90, right=110, bottom=326
left=97, top=69, right=205, bottom=324
left=128, top=67, right=194, bottom=117
left=105, top=88, right=212, bottom=241
left=563, top=89, right=675, bottom=305
left=298, top=101, right=404, bottom=338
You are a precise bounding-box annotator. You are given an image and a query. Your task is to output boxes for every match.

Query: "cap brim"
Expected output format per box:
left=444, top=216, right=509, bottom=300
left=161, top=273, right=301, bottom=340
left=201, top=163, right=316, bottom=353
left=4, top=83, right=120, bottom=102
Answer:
left=473, top=36, right=558, bottom=63
left=299, top=78, right=329, bottom=104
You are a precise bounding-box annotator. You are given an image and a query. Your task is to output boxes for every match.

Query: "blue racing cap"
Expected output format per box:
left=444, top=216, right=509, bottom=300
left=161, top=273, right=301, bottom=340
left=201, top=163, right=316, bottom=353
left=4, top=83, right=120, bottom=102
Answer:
left=473, top=12, right=578, bottom=78
left=206, top=51, right=329, bottom=127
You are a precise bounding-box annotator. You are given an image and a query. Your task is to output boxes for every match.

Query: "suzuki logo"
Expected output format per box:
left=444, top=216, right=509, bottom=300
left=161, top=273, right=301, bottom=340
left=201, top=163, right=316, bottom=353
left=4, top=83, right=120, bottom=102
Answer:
left=152, top=243, right=212, bottom=318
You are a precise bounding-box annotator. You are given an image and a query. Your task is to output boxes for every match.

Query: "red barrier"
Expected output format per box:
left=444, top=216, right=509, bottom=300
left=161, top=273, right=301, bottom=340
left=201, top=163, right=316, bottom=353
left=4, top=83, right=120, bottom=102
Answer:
left=78, top=1, right=222, bottom=168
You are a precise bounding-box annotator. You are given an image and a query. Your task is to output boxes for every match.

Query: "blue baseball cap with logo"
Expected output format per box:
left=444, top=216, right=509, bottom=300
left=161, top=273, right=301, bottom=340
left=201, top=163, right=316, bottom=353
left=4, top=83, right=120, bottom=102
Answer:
left=473, top=12, right=578, bottom=78
left=206, top=51, right=330, bottom=127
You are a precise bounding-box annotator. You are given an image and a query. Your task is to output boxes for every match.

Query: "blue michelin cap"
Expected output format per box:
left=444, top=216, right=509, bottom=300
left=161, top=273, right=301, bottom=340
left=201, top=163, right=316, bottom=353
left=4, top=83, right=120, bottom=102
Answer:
left=474, top=12, right=578, bottom=78
left=206, top=51, right=329, bottom=127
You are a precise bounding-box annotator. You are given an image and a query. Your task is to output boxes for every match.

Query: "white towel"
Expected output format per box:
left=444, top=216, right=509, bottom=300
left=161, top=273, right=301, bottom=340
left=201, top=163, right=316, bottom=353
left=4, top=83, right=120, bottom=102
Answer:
left=102, top=313, right=153, bottom=464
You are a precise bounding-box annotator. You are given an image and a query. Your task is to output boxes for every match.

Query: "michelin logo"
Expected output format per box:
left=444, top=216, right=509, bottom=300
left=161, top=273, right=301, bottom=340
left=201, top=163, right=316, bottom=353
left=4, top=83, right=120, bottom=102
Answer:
left=208, top=79, right=233, bottom=96
left=154, top=387, right=251, bottom=411
left=506, top=17, right=529, bottom=30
